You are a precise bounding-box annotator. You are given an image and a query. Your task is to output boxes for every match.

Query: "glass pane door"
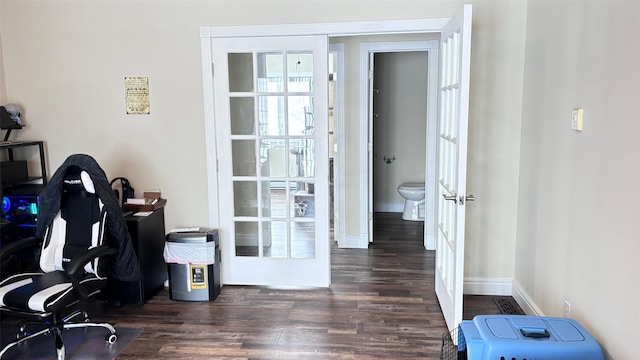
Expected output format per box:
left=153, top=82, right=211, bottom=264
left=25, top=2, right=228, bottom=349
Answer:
left=213, top=36, right=329, bottom=286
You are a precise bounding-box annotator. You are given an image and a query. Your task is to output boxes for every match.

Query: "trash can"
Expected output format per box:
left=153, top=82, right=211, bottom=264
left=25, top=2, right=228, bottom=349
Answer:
left=163, top=228, right=220, bottom=301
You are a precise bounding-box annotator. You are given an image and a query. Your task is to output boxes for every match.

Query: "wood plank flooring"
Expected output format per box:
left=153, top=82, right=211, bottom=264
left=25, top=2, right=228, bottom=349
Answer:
left=89, top=212, right=502, bottom=359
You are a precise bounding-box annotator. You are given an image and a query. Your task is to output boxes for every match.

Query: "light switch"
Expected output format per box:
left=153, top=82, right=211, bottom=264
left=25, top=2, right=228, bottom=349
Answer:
left=571, top=108, right=583, bottom=131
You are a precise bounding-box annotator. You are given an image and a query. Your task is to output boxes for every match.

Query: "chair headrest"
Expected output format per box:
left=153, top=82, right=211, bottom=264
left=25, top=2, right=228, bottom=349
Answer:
left=63, top=168, right=96, bottom=194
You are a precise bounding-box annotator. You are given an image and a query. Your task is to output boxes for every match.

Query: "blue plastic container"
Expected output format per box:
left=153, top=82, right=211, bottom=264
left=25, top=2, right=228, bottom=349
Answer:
left=458, top=315, right=604, bottom=360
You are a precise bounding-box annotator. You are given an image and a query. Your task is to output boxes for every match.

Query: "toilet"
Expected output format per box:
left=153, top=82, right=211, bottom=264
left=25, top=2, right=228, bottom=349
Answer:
left=397, top=183, right=425, bottom=221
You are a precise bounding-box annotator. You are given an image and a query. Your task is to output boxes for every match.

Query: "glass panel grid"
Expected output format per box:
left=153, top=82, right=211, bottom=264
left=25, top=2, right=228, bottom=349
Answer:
left=230, top=49, right=316, bottom=260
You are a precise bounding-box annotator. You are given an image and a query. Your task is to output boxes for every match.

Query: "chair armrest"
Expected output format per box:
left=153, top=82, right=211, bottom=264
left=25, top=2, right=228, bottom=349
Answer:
left=0, top=237, right=41, bottom=262
left=66, top=245, right=118, bottom=277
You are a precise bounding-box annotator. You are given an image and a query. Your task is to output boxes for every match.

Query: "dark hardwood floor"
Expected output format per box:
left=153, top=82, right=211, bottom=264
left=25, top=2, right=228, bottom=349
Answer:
left=95, top=213, right=503, bottom=359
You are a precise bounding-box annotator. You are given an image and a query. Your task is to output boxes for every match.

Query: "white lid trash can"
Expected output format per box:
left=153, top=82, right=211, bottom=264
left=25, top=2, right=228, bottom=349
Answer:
left=163, top=228, right=220, bottom=301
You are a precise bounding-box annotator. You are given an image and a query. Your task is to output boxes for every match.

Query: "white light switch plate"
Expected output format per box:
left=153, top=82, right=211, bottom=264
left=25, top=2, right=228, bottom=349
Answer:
left=571, top=108, right=583, bottom=131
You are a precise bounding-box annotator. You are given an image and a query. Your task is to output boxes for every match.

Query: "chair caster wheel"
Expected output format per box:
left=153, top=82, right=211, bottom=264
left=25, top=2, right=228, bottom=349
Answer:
left=106, top=333, right=118, bottom=344
left=18, top=325, right=27, bottom=338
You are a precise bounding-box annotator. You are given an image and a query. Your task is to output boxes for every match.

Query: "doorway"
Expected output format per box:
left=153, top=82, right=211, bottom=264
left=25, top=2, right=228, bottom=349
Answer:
left=372, top=51, right=428, bottom=213
left=360, top=40, right=439, bottom=250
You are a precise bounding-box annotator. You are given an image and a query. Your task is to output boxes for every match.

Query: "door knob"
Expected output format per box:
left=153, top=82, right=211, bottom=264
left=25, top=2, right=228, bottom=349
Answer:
left=442, top=193, right=458, bottom=204
left=442, top=193, right=475, bottom=205
left=458, top=194, right=475, bottom=205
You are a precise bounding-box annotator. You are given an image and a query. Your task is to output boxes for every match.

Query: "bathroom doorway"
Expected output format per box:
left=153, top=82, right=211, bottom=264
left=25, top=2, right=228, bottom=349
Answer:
left=361, top=41, right=439, bottom=249
left=372, top=51, right=428, bottom=215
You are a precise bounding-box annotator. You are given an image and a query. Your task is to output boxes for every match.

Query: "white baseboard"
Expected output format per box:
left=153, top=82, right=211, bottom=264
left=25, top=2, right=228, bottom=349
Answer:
left=512, top=279, right=544, bottom=316
left=425, top=235, right=435, bottom=250
left=339, top=234, right=368, bottom=249
left=463, top=277, right=513, bottom=296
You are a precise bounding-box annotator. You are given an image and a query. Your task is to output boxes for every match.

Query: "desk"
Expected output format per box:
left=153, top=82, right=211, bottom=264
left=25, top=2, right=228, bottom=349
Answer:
left=102, top=207, right=167, bottom=305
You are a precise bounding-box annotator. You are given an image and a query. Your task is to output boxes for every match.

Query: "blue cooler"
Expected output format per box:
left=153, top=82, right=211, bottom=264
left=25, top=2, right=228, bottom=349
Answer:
left=455, top=315, right=604, bottom=360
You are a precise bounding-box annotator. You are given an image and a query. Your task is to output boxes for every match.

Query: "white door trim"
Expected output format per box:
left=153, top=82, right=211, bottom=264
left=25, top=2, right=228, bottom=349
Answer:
left=200, top=35, right=220, bottom=230
left=201, top=18, right=449, bottom=39
left=329, top=43, right=347, bottom=248
left=358, top=41, right=439, bottom=250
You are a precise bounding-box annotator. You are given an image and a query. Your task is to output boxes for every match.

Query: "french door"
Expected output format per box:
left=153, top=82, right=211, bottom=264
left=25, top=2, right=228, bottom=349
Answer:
left=435, top=4, right=473, bottom=332
left=212, top=36, right=330, bottom=286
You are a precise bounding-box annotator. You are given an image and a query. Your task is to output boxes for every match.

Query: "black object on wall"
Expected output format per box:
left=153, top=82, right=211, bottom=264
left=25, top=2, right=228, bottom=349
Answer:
left=109, top=177, right=135, bottom=207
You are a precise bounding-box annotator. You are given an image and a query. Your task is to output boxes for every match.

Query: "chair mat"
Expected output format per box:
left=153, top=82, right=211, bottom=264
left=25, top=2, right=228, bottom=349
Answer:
left=0, top=321, right=142, bottom=360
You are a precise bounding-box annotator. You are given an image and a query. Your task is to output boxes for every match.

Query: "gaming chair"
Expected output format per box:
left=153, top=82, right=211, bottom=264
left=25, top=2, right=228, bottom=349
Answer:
left=0, top=165, right=119, bottom=359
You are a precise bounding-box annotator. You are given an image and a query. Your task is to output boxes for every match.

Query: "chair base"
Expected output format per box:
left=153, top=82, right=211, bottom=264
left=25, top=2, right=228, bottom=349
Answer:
left=0, top=311, right=117, bottom=359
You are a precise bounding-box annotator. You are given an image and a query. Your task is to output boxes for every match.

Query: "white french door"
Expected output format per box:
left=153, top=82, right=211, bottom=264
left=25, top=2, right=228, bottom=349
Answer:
left=212, top=35, right=330, bottom=286
left=435, top=4, right=473, bottom=332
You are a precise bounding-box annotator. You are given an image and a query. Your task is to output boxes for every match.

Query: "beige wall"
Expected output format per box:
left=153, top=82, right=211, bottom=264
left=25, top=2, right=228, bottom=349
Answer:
left=0, top=23, right=5, bottom=104
left=516, top=1, right=639, bottom=358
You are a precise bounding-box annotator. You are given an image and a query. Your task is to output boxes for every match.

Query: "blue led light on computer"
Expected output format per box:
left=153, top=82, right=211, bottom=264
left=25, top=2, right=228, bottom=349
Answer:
left=2, top=196, right=10, bottom=214
left=29, top=202, right=38, bottom=215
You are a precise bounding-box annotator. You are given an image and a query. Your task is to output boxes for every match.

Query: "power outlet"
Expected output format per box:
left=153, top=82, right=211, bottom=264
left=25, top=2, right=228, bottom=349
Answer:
left=564, top=300, right=571, bottom=318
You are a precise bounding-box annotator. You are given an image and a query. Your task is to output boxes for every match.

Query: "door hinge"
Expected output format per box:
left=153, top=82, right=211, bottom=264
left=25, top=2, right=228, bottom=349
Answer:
left=368, top=69, right=373, bottom=80
left=211, top=62, right=214, bottom=77
left=368, top=143, right=373, bottom=152
left=369, top=212, right=373, bottom=221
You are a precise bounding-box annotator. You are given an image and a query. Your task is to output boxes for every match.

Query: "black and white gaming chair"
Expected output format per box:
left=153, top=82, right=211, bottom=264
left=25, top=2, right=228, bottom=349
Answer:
left=0, top=167, right=118, bottom=359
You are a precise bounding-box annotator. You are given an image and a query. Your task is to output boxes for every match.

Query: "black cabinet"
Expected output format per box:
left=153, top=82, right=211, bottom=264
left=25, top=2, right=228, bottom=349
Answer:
left=103, top=207, right=167, bottom=305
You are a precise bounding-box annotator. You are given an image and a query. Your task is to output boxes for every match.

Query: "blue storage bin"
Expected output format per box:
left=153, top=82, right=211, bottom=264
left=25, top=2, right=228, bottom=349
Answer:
left=454, top=315, right=604, bottom=360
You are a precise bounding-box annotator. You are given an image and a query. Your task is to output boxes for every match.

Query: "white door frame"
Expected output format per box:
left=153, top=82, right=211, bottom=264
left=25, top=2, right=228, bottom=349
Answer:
left=201, top=17, right=451, bottom=253
left=329, top=43, right=347, bottom=247
left=359, top=41, right=439, bottom=250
